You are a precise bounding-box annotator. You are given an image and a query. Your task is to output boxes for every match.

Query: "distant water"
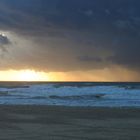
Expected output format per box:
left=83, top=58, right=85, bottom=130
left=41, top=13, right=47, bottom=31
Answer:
left=0, top=82, right=140, bottom=107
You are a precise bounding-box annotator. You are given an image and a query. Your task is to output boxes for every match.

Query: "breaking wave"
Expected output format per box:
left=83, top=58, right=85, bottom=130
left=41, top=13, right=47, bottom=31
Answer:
left=0, top=82, right=140, bottom=107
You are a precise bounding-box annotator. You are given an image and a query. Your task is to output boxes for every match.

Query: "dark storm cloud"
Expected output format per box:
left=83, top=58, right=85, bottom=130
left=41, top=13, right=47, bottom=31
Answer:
left=0, top=34, right=10, bottom=45
left=0, top=0, right=140, bottom=73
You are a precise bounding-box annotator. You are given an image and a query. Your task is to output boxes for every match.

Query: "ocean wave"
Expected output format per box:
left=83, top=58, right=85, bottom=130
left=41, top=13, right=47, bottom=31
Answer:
left=4, top=85, right=30, bottom=89
left=124, top=86, right=140, bottom=90
left=49, top=94, right=106, bottom=100
left=0, top=82, right=139, bottom=107
left=0, top=91, right=9, bottom=96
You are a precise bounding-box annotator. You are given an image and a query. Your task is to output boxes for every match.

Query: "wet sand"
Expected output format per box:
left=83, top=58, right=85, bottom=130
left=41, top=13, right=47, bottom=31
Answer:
left=0, top=105, right=140, bottom=140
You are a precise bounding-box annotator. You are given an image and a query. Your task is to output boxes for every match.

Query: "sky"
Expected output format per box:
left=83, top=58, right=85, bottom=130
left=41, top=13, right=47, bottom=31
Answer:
left=0, top=0, right=140, bottom=81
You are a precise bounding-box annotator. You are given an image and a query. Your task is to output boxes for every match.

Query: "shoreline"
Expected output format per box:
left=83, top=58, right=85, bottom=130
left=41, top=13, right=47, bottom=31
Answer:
left=1, top=104, right=140, bottom=109
left=0, top=105, right=140, bottom=139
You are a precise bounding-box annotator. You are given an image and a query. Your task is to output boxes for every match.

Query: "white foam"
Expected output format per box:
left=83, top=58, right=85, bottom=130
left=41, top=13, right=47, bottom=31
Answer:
left=0, top=84, right=140, bottom=107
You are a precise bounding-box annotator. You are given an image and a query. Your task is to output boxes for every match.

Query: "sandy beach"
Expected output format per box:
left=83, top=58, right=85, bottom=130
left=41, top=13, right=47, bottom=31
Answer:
left=0, top=105, right=140, bottom=140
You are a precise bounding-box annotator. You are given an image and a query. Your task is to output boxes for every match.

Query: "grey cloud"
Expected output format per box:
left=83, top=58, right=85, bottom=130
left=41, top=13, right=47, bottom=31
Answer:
left=0, top=34, right=10, bottom=45
left=78, top=56, right=102, bottom=62
left=0, top=34, right=10, bottom=52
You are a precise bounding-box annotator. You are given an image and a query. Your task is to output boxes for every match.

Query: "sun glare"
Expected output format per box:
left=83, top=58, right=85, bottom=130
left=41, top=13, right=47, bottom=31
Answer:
left=17, top=70, right=45, bottom=81
left=0, top=70, right=50, bottom=81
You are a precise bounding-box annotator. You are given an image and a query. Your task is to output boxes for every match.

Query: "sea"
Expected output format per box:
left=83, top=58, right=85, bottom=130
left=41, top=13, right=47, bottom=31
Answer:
left=0, top=82, right=140, bottom=107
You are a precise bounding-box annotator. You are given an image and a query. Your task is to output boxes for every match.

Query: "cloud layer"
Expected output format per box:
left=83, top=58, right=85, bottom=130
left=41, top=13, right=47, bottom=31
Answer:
left=0, top=0, right=140, bottom=80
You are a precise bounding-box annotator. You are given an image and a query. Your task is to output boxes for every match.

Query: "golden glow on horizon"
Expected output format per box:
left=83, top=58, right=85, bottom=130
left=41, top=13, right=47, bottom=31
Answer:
left=16, top=70, right=48, bottom=81
left=0, top=70, right=50, bottom=81
left=0, top=66, right=139, bottom=82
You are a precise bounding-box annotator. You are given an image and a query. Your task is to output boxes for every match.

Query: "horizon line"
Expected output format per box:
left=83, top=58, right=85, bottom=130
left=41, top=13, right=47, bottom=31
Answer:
left=0, top=81, right=139, bottom=83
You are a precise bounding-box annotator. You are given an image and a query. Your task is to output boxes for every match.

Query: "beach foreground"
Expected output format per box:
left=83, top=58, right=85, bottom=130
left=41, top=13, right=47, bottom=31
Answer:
left=0, top=106, right=140, bottom=140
